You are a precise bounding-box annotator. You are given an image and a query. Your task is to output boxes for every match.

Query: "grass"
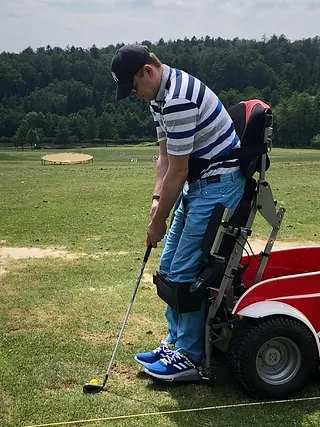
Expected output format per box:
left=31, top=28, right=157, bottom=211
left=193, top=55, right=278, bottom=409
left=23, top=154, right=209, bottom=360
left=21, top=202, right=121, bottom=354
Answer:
left=0, top=147, right=320, bottom=427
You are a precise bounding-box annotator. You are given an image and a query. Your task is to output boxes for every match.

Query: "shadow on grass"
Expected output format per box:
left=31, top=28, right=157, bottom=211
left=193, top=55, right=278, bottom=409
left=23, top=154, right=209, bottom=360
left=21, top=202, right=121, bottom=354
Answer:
left=129, top=352, right=320, bottom=427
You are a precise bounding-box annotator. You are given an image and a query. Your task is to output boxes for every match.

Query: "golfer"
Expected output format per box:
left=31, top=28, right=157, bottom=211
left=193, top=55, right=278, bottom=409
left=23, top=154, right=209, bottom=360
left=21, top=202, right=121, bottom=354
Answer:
left=111, top=44, right=245, bottom=381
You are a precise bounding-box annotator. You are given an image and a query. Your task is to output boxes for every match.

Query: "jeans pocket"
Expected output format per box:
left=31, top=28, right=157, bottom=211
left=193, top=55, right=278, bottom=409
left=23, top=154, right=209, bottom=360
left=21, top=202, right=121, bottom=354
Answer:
left=199, top=182, right=229, bottom=198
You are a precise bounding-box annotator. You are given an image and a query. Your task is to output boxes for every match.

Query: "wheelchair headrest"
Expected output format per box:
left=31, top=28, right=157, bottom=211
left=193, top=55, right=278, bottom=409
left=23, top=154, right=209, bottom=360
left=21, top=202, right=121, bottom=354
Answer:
left=229, top=99, right=272, bottom=141
left=228, top=99, right=272, bottom=178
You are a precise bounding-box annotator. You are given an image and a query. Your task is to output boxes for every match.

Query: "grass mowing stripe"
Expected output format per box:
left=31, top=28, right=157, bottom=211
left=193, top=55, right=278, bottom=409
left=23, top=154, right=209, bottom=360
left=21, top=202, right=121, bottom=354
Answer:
left=23, top=396, right=320, bottom=427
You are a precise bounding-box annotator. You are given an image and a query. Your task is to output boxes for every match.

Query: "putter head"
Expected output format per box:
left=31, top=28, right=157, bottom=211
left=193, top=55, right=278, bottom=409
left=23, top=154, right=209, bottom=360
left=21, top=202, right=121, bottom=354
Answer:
left=83, top=383, right=104, bottom=394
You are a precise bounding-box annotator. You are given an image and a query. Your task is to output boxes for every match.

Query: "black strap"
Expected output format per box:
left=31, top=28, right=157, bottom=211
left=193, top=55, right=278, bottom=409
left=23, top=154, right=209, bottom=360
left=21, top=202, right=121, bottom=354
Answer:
left=214, top=145, right=268, bottom=163
left=187, top=145, right=269, bottom=184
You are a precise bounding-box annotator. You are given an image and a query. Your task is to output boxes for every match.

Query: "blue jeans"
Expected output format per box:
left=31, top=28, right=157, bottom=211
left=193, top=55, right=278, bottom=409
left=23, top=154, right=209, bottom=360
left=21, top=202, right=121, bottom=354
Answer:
left=159, top=170, right=245, bottom=363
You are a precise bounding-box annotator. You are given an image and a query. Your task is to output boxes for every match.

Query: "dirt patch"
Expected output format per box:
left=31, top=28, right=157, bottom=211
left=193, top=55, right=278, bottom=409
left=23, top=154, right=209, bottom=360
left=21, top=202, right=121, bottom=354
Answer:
left=5, top=307, right=66, bottom=336
left=0, top=244, right=137, bottom=283
left=0, top=391, right=12, bottom=425
left=59, top=379, right=77, bottom=389
left=142, top=270, right=153, bottom=284
left=0, top=247, right=77, bottom=260
left=8, top=307, right=66, bottom=324
left=52, top=379, right=77, bottom=390
left=128, top=314, right=158, bottom=328
left=0, top=246, right=79, bottom=277
left=112, top=362, right=137, bottom=381
left=79, top=331, right=136, bottom=346
left=30, top=307, right=66, bottom=322
left=88, top=251, right=129, bottom=259
left=141, top=270, right=153, bottom=290
left=85, top=235, right=102, bottom=241
left=4, top=327, right=42, bottom=336
left=5, top=262, right=25, bottom=271
left=8, top=309, right=25, bottom=319
left=128, top=315, right=166, bottom=340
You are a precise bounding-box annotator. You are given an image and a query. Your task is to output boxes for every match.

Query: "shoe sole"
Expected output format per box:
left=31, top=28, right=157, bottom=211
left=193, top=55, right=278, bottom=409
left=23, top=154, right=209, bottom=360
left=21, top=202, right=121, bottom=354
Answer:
left=144, top=367, right=200, bottom=381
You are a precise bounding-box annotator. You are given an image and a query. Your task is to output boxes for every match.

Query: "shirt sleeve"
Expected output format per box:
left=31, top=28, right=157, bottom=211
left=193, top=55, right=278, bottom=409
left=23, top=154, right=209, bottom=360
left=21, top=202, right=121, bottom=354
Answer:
left=150, top=104, right=166, bottom=143
left=162, top=98, right=198, bottom=155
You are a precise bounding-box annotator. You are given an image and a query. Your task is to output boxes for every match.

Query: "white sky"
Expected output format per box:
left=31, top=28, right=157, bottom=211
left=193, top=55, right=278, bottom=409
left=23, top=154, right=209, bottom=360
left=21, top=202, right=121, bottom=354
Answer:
left=0, top=0, right=319, bottom=52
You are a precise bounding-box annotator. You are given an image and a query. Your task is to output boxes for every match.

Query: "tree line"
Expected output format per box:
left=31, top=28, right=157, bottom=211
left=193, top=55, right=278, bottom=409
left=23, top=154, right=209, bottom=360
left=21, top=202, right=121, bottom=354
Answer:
left=0, top=34, right=320, bottom=149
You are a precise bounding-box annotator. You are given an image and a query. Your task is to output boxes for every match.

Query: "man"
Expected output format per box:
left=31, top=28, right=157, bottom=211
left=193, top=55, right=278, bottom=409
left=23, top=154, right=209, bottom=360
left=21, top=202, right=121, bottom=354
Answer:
left=111, top=44, right=245, bottom=381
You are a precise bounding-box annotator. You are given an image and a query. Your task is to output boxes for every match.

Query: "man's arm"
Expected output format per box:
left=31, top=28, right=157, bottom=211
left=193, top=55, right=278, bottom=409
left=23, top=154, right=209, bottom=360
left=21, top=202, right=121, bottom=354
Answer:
left=153, top=141, right=168, bottom=196
left=147, top=152, right=189, bottom=247
left=147, top=97, right=196, bottom=246
left=153, top=153, right=189, bottom=223
left=150, top=142, right=168, bottom=220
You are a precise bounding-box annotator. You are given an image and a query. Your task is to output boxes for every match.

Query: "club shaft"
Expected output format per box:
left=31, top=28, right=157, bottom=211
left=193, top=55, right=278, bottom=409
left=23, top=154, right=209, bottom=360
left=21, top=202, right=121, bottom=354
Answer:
left=102, top=246, right=152, bottom=386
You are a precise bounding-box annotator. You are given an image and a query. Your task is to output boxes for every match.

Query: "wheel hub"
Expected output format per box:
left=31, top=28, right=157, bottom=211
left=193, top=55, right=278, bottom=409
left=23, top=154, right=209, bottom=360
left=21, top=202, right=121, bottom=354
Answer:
left=256, top=337, right=301, bottom=385
left=262, top=347, right=282, bottom=366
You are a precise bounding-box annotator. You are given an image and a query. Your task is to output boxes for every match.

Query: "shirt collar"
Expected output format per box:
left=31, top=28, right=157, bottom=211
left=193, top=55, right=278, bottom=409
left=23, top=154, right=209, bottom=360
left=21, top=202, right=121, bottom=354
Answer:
left=155, top=64, right=171, bottom=102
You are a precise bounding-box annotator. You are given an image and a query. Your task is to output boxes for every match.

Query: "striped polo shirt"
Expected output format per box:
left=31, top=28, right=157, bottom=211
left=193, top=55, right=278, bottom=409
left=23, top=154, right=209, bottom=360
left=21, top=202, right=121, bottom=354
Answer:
left=150, top=65, right=240, bottom=180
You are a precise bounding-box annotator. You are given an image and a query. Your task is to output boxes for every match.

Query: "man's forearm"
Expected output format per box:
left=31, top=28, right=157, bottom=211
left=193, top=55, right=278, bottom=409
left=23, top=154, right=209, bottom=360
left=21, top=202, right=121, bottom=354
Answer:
left=153, top=153, right=168, bottom=195
left=153, top=169, right=187, bottom=222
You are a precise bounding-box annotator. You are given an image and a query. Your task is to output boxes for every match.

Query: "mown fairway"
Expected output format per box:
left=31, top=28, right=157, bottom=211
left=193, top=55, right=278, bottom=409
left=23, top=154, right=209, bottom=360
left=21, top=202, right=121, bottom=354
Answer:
left=0, top=147, right=320, bottom=427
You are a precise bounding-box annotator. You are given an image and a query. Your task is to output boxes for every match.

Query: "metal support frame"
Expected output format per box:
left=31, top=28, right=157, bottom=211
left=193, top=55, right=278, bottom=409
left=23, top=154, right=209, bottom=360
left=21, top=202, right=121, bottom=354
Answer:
left=203, top=120, right=286, bottom=380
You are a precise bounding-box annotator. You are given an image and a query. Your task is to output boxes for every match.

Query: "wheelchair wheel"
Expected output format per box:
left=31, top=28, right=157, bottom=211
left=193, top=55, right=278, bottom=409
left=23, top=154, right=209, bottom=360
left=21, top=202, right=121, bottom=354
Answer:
left=227, top=316, right=319, bottom=399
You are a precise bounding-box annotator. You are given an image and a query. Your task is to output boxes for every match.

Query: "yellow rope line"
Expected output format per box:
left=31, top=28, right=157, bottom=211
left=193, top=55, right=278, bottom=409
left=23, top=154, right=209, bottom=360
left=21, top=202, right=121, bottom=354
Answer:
left=23, top=396, right=320, bottom=427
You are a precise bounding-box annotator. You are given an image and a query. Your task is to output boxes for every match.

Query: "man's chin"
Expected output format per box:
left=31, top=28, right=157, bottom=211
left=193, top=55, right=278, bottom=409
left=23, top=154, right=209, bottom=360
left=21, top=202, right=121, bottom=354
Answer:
left=143, top=92, right=156, bottom=102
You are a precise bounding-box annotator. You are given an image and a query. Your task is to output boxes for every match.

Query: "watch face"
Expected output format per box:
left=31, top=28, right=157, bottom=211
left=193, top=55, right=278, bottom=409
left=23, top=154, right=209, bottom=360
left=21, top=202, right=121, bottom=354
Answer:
left=111, top=71, right=119, bottom=83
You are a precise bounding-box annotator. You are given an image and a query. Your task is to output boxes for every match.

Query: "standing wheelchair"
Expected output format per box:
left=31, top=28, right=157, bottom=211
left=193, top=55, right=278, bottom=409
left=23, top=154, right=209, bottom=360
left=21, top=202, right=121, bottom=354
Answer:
left=153, top=99, right=320, bottom=399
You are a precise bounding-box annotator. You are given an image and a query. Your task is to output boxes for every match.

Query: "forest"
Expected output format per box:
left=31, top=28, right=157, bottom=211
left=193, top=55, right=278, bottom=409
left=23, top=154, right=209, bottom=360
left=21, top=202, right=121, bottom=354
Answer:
left=0, top=34, right=320, bottom=149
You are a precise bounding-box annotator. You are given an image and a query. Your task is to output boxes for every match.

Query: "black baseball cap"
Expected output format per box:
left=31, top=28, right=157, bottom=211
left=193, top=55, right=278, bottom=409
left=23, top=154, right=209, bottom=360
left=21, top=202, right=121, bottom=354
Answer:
left=111, top=44, right=152, bottom=99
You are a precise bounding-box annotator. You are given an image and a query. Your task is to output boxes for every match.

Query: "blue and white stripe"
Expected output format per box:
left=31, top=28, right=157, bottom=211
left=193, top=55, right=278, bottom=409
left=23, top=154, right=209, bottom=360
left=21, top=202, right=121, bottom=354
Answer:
left=150, top=65, right=240, bottom=178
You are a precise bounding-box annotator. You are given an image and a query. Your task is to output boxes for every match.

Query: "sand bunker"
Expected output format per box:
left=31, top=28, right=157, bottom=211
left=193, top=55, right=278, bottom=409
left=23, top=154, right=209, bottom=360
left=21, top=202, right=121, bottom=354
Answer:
left=41, top=152, right=93, bottom=165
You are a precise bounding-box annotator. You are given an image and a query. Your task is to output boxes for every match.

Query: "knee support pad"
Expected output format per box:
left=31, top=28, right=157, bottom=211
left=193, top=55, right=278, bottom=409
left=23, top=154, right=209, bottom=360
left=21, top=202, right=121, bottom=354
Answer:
left=153, top=272, right=203, bottom=313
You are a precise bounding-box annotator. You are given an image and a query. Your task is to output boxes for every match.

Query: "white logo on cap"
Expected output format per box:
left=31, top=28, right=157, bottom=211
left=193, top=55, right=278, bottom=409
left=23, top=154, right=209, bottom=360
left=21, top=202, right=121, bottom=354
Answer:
left=111, top=71, right=119, bottom=83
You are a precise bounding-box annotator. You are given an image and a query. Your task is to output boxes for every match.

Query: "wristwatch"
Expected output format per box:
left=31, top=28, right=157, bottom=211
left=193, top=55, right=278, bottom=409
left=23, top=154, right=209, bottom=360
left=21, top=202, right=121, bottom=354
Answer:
left=152, top=195, right=160, bottom=201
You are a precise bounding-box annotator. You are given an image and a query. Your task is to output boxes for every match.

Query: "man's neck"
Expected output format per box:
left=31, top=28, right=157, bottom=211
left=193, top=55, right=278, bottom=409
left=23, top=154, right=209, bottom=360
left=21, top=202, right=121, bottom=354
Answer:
left=155, top=64, right=169, bottom=102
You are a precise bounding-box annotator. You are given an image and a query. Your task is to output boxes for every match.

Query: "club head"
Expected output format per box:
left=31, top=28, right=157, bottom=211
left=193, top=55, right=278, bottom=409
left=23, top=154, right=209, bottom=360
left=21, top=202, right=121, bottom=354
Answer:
left=83, top=383, right=104, bottom=394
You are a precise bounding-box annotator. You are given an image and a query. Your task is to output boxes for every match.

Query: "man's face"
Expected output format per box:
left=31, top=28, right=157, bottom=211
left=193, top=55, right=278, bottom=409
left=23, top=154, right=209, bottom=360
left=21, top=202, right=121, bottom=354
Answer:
left=131, top=65, right=159, bottom=101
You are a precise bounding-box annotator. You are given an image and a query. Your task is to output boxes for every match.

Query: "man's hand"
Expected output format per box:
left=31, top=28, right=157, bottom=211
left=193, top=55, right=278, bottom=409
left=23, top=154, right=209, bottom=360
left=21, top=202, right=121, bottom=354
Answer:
left=146, top=217, right=167, bottom=248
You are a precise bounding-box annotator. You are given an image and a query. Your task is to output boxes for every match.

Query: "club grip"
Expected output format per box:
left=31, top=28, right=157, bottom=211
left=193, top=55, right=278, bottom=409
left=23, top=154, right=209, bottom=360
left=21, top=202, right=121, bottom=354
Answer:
left=143, top=245, right=152, bottom=263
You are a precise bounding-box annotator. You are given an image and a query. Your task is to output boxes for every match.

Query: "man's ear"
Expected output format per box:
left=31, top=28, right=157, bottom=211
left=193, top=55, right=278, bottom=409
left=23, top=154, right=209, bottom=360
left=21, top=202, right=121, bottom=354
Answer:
left=144, top=64, right=154, bottom=76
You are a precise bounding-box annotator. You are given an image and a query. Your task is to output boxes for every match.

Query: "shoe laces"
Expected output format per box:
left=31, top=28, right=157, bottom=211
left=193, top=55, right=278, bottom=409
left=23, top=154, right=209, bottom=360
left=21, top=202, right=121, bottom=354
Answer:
left=153, top=344, right=173, bottom=355
left=160, top=349, right=184, bottom=366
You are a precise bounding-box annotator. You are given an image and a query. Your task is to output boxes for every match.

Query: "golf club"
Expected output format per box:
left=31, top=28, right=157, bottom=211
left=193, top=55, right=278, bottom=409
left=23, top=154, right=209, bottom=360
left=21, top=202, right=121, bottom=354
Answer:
left=83, top=244, right=152, bottom=393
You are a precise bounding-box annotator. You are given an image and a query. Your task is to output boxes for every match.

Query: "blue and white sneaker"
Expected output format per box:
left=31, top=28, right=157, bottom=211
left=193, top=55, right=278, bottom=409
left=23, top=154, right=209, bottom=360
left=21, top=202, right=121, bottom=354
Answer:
left=135, top=343, right=174, bottom=367
left=144, top=350, right=201, bottom=381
